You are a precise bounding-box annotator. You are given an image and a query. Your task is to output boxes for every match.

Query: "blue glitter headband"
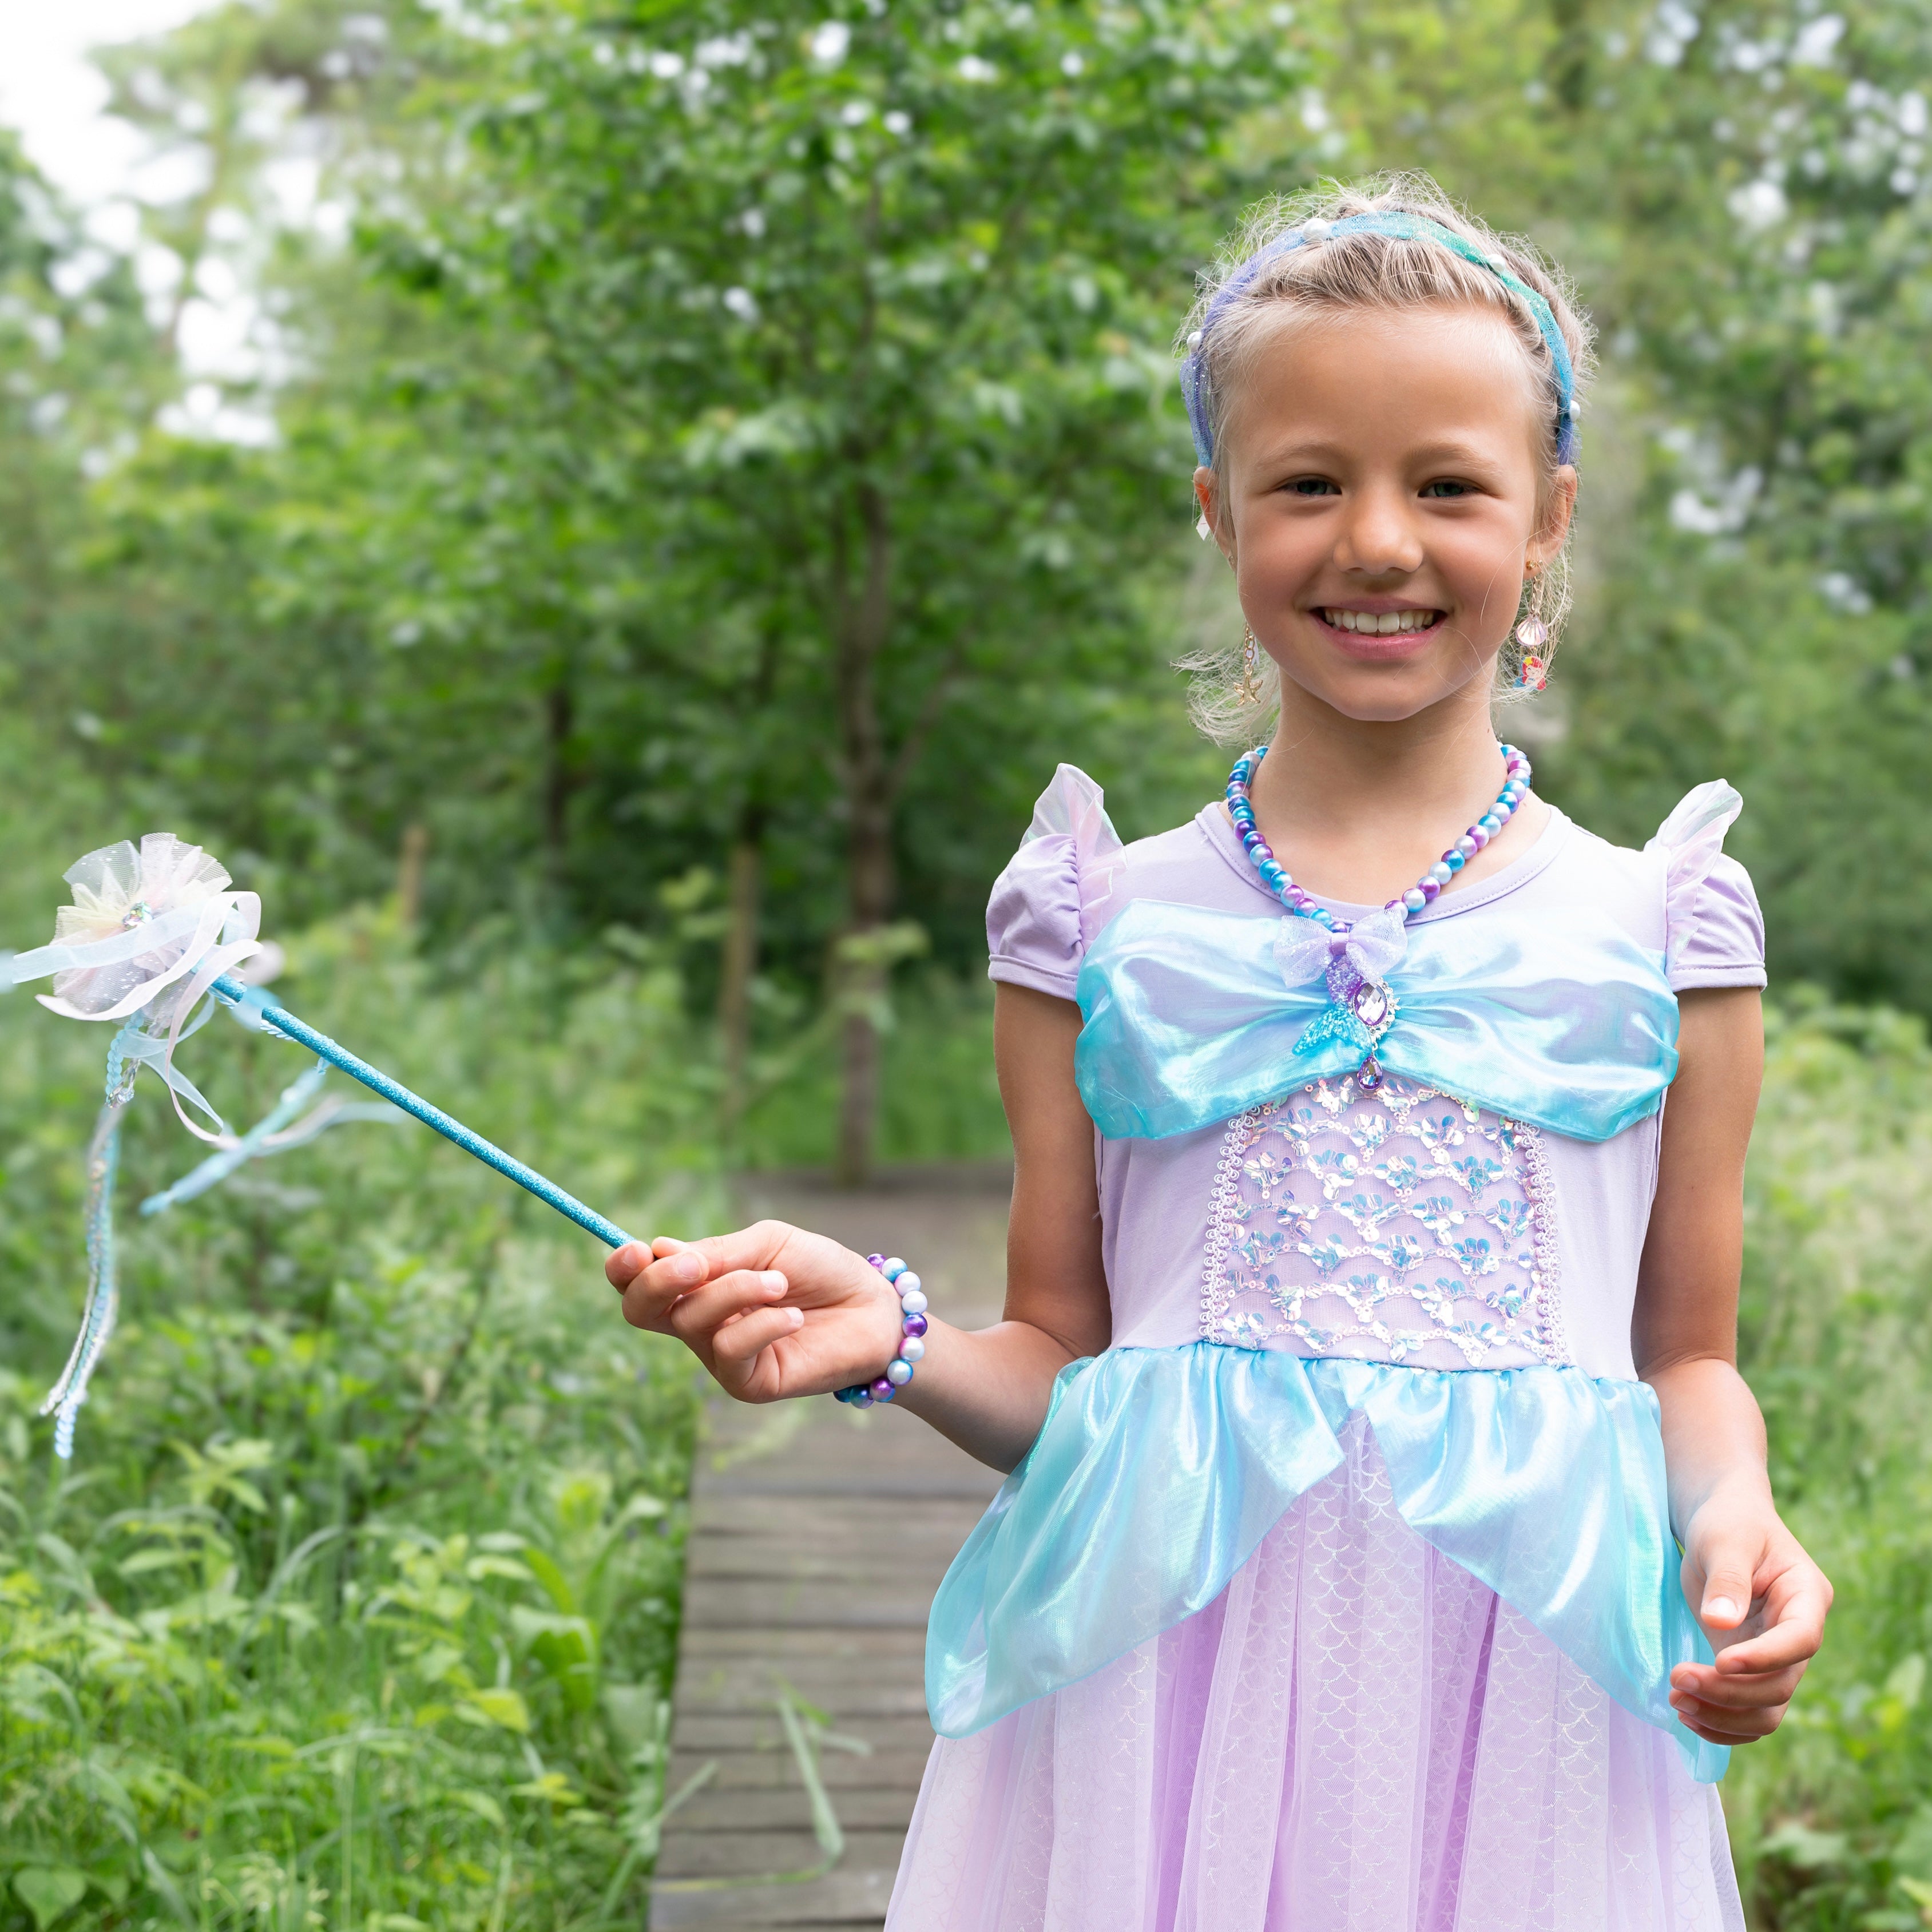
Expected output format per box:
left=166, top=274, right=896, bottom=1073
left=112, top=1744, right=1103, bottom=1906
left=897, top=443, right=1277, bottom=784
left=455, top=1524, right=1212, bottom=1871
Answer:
left=1180, top=211, right=1580, bottom=469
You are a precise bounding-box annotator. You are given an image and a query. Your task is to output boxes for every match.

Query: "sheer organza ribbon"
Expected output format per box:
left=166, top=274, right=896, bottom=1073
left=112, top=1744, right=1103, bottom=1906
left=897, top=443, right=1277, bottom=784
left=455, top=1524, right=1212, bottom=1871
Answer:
left=927, top=1342, right=1728, bottom=1784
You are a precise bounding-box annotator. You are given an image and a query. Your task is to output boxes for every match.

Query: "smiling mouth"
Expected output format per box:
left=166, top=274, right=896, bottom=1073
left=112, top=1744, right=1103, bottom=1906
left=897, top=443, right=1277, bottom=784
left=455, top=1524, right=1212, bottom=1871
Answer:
left=1319, top=607, right=1445, bottom=636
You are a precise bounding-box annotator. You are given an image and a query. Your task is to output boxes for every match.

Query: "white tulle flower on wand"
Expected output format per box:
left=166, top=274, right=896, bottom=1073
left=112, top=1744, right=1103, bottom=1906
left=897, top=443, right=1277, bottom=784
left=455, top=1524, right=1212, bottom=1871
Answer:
left=11, top=832, right=635, bottom=1459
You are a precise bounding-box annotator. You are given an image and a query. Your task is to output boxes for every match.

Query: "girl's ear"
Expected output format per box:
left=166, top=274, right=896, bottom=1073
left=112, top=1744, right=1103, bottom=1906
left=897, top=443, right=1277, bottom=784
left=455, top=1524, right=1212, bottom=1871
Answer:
left=1194, top=467, right=1237, bottom=565
left=1527, top=465, right=1578, bottom=570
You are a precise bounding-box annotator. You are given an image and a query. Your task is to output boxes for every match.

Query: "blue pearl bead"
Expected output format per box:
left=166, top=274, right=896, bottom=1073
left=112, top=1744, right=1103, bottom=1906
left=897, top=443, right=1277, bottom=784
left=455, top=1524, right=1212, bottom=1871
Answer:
left=899, top=1289, right=928, bottom=1315
left=1403, top=888, right=1427, bottom=912
left=898, top=1336, right=926, bottom=1363
left=1445, top=851, right=1465, bottom=871
left=1479, top=815, right=1501, bottom=835
left=1428, top=862, right=1451, bottom=884
left=894, top=1271, right=921, bottom=1298
left=886, top=1359, right=913, bottom=1386
left=882, top=1256, right=906, bottom=1280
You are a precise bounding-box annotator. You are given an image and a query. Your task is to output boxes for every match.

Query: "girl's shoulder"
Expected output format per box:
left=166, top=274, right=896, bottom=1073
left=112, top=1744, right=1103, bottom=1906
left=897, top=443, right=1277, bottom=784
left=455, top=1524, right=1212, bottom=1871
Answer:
left=985, top=765, right=1250, bottom=1001
left=1557, top=781, right=1766, bottom=993
left=987, top=765, right=1767, bottom=1002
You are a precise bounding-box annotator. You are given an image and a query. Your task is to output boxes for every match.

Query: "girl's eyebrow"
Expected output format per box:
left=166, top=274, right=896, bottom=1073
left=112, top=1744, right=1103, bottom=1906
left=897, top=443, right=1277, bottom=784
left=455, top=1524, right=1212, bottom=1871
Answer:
left=1247, top=433, right=1514, bottom=473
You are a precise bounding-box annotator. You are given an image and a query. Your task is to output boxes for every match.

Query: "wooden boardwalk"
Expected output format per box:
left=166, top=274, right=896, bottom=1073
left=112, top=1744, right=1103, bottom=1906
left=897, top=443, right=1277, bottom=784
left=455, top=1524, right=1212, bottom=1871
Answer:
left=649, top=1168, right=1010, bottom=1931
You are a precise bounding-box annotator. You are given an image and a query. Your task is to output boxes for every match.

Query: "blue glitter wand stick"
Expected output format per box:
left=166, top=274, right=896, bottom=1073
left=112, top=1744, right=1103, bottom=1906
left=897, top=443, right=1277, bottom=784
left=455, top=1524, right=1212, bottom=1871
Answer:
left=207, top=973, right=633, bottom=1249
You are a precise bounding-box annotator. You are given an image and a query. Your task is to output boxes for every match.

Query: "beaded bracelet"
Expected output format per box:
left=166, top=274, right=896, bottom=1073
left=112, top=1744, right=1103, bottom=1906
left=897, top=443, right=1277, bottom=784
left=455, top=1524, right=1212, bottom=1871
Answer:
left=832, top=1253, right=929, bottom=1407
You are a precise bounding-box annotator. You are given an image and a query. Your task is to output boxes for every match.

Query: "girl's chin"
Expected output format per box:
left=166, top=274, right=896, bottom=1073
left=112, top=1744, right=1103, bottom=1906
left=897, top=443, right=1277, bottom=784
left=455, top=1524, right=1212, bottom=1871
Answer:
left=1274, top=641, right=1499, bottom=723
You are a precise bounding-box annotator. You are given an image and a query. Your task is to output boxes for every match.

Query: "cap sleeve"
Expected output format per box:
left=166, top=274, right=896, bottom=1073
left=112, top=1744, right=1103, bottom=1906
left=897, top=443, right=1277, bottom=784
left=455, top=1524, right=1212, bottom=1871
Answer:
left=986, top=765, right=1125, bottom=1001
left=1644, top=781, right=1767, bottom=992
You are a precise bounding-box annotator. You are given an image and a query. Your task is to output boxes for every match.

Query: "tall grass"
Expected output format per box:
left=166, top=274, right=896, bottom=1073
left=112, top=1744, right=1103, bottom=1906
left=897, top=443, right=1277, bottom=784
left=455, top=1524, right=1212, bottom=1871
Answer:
left=0, top=901, right=722, bottom=1932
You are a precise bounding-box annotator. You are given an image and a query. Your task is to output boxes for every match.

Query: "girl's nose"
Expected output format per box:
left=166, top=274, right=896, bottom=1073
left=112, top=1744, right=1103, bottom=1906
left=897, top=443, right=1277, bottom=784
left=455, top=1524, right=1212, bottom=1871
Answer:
left=1334, top=487, right=1425, bottom=577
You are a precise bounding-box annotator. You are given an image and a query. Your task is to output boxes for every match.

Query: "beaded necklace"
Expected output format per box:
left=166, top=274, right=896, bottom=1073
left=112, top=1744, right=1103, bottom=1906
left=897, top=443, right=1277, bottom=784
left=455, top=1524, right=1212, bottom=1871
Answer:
left=1227, top=743, right=1532, bottom=1094
left=1226, top=742, right=1532, bottom=927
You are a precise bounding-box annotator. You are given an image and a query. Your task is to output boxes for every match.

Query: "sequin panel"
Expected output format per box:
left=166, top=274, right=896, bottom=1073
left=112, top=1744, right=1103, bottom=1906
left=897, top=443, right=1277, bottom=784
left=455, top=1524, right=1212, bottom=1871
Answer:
left=1199, top=1074, right=1567, bottom=1369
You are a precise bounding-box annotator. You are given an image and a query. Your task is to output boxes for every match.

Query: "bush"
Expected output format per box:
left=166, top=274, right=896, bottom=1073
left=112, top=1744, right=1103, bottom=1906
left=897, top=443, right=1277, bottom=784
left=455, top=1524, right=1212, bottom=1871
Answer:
left=1730, top=996, right=1932, bottom=1928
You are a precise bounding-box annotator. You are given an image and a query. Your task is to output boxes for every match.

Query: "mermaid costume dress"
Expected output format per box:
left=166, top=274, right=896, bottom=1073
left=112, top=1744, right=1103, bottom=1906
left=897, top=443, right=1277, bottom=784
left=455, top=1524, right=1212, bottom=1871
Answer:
left=886, top=768, right=1763, bottom=1931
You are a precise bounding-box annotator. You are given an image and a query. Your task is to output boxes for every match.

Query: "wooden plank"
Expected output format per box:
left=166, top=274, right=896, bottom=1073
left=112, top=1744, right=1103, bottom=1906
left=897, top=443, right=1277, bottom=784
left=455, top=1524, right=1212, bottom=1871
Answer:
left=648, top=1171, right=1008, bottom=1931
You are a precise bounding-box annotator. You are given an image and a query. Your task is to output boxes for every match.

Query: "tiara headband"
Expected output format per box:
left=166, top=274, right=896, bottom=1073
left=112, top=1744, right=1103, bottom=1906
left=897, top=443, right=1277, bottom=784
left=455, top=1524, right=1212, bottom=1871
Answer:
left=1180, top=211, right=1580, bottom=469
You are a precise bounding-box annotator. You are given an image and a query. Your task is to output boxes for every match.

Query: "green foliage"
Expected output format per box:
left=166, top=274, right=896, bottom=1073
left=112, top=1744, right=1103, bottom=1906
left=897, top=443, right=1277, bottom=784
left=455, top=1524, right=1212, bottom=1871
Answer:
left=1725, top=997, right=1932, bottom=1927
left=0, top=885, right=719, bottom=1932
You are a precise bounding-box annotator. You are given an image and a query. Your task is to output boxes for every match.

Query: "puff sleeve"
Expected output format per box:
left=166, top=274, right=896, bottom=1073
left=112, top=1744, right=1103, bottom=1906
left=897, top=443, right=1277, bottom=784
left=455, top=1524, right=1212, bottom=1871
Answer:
left=1644, top=781, right=1767, bottom=992
left=986, top=765, right=1125, bottom=1001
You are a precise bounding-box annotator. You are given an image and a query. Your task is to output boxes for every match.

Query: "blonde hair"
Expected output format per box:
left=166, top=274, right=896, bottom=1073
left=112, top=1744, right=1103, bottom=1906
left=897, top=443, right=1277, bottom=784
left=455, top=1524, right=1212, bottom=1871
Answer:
left=1175, top=172, right=1596, bottom=744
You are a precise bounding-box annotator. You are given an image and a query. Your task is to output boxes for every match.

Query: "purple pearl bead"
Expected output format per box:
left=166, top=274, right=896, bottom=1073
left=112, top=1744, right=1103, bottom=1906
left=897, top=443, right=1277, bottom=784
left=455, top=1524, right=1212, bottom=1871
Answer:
left=866, top=1253, right=885, bottom=1268
left=1469, top=827, right=1489, bottom=849
left=1420, top=876, right=1441, bottom=901
left=870, top=1376, right=895, bottom=1400
left=903, top=1312, right=929, bottom=1337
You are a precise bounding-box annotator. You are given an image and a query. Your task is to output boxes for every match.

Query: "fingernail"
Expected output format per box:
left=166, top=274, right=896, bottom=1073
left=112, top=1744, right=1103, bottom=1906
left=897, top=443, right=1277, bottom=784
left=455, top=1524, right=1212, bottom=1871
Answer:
left=786, top=1308, right=803, bottom=1327
left=671, top=1253, right=704, bottom=1283
left=1705, top=1597, right=1739, bottom=1622
left=762, top=1271, right=788, bottom=1294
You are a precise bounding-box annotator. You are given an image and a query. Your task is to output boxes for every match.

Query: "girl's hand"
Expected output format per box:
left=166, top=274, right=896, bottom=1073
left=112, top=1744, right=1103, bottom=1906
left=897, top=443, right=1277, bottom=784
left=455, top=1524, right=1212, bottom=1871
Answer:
left=1670, top=1488, right=1832, bottom=1747
left=605, top=1221, right=903, bottom=1403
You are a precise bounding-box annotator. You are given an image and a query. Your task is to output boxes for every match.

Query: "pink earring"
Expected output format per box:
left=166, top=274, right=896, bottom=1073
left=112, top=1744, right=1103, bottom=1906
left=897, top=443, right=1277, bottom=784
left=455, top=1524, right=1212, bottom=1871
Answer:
left=1513, top=616, right=1549, bottom=692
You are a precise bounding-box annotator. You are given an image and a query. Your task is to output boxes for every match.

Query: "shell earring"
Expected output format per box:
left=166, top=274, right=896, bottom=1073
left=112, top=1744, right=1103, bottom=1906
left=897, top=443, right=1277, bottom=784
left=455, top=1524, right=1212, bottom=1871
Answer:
left=1512, top=566, right=1550, bottom=692
left=1239, top=624, right=1264, bottom=703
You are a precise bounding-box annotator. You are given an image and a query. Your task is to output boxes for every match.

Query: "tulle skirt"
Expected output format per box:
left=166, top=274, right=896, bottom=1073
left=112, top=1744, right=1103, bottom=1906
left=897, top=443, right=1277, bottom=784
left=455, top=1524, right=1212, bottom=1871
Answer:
left=888, top=1413, right=1743, bottom=1932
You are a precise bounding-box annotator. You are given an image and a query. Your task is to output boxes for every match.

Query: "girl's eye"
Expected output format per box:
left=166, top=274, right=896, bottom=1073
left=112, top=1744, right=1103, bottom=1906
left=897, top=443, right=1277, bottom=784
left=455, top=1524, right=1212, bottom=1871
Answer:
left=1285, top=477, right=1340, bottom=497
left=1419, top=479, right=1475, bottom=498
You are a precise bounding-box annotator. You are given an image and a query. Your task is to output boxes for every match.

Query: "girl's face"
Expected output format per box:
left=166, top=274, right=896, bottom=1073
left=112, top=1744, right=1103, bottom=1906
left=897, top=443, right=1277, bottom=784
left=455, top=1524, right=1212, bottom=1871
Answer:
left=1197, top=306, right=1576, bottom=725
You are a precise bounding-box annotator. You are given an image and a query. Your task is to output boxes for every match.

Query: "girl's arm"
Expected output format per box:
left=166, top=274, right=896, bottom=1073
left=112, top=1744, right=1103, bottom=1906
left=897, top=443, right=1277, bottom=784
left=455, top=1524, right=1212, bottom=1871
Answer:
left=604, top=982, right=1110, bottom=1473
left=1634, top=985, right=1832, bottom=1748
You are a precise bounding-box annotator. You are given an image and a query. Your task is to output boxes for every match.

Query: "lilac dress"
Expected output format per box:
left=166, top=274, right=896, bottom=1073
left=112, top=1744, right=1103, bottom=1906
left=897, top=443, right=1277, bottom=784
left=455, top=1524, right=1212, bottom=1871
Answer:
left=886, top=769, right=1764, bottom=1932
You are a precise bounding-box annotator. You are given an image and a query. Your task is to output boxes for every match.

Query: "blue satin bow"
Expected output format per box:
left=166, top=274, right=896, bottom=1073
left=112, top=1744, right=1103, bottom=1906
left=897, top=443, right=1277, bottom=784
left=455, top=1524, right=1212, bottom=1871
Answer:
left=1075, top=898, right=1679, bottom=1142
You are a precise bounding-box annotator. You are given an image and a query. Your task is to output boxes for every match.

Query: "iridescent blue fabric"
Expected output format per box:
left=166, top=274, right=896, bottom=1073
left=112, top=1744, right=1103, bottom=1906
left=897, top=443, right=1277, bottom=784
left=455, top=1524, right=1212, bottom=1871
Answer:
left=926, top=1343, right=1728, bottom=1784
left=1075, top=898, right=1678, bottom=1144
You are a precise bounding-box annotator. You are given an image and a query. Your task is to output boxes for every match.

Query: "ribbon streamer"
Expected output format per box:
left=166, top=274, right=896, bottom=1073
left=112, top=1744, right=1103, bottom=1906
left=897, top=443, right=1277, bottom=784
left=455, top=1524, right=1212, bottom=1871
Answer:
left=14, top=831, right=632, bottom=1459
left=140, top=1058, right=404, bottom=1217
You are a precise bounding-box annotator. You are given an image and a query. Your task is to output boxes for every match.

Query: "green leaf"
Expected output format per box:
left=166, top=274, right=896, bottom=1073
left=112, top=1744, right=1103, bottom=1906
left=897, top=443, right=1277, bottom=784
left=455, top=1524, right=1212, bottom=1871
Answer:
left=519, top=1544, right=578, bottom=1616
left=14, top=1867, right=88, bottom=1931
left=1762, top=1820, right=1850, bottom=1868
left=463, top=1687, right=530, bottom=1733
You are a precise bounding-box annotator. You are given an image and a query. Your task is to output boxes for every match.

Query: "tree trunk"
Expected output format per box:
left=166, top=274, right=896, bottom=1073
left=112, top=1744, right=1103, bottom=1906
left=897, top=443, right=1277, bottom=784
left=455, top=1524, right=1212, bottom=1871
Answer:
left=719, top=621, right=783, bottom=1145
left=719, top=808, right=764, bottom=1140
left=396, top=822, right=429, bottom=930
left=831, top=482, right=895, bottom=1188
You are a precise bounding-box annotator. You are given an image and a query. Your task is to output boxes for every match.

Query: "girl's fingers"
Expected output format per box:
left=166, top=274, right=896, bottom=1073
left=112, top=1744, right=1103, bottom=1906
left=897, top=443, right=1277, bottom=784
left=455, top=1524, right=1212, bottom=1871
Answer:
left=712, top=1304, right=804, bottom=1375
left=1675, top=1702, right=1785, bottom=1744
left=1669, top=1661, right=1804, bottom=1709
left=606, top=1240, right=650, bottom=1289
left=607, top=1233, right=689, bottom=1290
left=655, top=1270, right=790, bottom=1343
left=1708, top=1589, right=1830, bottom=1675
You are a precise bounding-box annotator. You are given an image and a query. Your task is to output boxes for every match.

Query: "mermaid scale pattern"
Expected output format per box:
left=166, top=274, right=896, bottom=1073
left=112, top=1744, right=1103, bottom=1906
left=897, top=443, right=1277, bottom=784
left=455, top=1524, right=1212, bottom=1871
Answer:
left=1201, top=1074, right=1564, bottom=1368
left=891, top=1419, right=1744, bottom=1931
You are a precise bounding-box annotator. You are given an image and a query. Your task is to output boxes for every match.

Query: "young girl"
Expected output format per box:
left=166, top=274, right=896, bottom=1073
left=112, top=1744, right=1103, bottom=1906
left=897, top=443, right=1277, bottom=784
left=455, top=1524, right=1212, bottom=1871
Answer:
left=606, top=176, right=1831, bottom=1929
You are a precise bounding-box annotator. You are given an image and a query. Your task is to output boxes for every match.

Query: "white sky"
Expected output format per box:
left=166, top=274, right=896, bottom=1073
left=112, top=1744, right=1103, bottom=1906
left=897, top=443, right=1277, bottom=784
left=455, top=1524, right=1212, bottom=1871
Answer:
left=0, top=0, right=213, bottom=211
left=0, top=0, right=281, bottom=432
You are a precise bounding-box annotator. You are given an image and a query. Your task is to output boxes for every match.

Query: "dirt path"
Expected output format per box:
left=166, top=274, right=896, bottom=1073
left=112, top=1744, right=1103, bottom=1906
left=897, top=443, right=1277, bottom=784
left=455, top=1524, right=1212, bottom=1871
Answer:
left=647, top=1167, right=1010, bottom=1932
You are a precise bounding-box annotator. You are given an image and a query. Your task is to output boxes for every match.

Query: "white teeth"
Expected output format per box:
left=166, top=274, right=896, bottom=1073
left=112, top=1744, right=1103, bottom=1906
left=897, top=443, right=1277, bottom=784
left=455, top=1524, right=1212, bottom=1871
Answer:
left=1322, top=608, right=1438, bottom=634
